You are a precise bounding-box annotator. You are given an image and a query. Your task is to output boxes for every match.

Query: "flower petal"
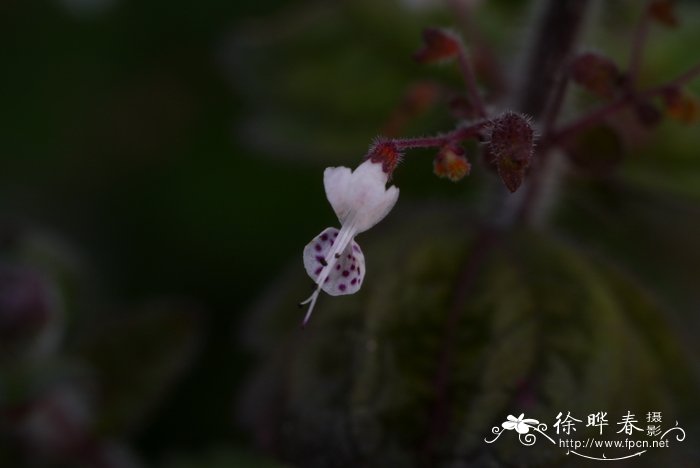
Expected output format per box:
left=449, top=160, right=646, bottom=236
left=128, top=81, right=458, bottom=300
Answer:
left=303, top=227, right=365, bottom=296
left=323, top=166, right=354, bottom=224
left=324, top=160, right=399, bottom=235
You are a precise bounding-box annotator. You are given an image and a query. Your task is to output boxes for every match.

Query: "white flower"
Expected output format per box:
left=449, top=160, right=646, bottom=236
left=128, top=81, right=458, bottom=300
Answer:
left=299, top=159, right=400, bottom=326
left=502, top=414, right=539, bottom=434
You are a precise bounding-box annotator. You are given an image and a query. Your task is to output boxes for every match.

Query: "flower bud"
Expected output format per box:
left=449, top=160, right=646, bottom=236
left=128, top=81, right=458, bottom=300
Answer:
left=367, top=138, right=403, bottom=176
left=662, top=87, right=699, bottom=123
left=570, top=52, right=621, bottom=99
left=486, top=112, right=534, bottom=193
left=413, top=28, right=461, bottom=64
left=382, top=81, right=440, bottom=137
left=649, top=0, right=678, bottom=28
left=433, top=144, right=470, bottom=182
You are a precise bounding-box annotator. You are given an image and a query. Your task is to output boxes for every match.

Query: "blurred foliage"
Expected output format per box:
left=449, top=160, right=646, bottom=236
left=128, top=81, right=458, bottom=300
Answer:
left=241, top=210, right=699, bottom=467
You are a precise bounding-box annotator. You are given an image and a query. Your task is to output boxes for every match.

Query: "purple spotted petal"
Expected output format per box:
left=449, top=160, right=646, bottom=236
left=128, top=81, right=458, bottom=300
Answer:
left=303, top=227, right=365, bottom=296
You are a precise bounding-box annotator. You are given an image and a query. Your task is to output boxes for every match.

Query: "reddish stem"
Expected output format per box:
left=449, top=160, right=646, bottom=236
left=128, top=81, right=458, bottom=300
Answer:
left=391, top=120, right=489, bottom=150
left=447, top=0, right=507, bottom=98
left=628, top=3, right=651, bottom=89
left=547, top=60, right=700, bottom=145
left=542, top=66, right=572, bottom=134
left=548, top=95, right=629, bottom=145
left=418, top=227, right=500, bottom=461
left=456, top=43, right=488, bottom=118
left=643, top=61, right=700, bottom=94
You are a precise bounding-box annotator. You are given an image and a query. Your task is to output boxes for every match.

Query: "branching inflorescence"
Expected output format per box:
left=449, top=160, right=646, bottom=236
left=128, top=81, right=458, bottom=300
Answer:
left=299, top=0, right=699, bottom=327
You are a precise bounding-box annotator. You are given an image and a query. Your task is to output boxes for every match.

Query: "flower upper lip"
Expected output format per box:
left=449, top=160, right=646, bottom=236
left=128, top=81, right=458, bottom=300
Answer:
left=324, top=160, right=399, bottom=234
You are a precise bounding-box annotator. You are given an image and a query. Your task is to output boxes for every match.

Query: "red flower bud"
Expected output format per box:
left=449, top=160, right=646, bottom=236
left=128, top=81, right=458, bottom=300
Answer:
left=413, top=28, right=461, bottom=65
left=433, top=144, right=470, bottom=182
left=662, top=87, right=699, bottom=123
left=382, top=81, right=440, bottom=137
left=486, top=112, right=534, bottom=193
left=649, top=0, right=678, bottom=28
left=570, top=52, right=621, bottom=99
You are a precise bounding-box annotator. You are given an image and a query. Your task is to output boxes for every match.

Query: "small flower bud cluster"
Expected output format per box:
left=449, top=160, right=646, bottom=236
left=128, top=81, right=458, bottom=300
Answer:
left=485, top=112, right=534, bottom=193
left=433, top=144, right=470, bottom=182
left=649, top=0, right=678, bottom=28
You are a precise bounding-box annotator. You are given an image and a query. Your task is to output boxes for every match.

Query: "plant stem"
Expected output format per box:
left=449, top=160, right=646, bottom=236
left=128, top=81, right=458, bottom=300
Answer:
left=516, top=0, right=591, bottom=117
left=643, top=60, right=700, bottom=94
left=547, top=60, right=700, bottom=146
left=418, top=227, right=500, bottom=463
left=447, top=0, right=507, bottom=98
left=542, top=67, right=572, bottom=134
left=391, top=120, right=489, bottom=150
left=456, top=43, right=488, bottom=118
left=508, top=0, right=590, bottom=228
left=628, top=2, right=651, bottom=89
left=547, top=95, right=629, bottom=145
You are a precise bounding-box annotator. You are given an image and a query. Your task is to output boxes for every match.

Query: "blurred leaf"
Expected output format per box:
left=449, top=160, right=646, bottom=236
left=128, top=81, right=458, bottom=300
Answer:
left=76, top=301, right=200, bottom=435
left=240, top=210, right=698, bottom=466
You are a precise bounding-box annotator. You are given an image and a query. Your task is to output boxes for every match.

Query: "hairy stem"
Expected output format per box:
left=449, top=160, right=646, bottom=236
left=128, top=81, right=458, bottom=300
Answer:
left=391, top=120, right=490, bottom=150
